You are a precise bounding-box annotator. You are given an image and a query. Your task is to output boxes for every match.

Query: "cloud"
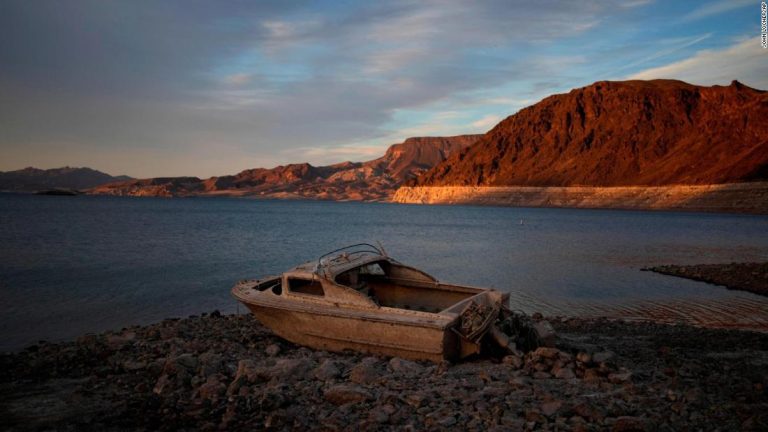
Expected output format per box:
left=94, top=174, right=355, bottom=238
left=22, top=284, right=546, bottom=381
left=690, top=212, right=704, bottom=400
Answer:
left=471, top=115, right=502, bottom=130
left=682, top=0, right=754, bottom=22
left=1, top=0, right=756, bottom=177
left=286, top=145, right=387, bottom=165
left=609, top=33, right=711, bottom=75
left=627, top=38, right=768, bottom=89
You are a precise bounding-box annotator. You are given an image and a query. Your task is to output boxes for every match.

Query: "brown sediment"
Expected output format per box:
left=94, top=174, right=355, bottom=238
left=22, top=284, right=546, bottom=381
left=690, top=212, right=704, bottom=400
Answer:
left=2, top=313, right=767, bottom=430
left=645, top=262, right=768, bottom=297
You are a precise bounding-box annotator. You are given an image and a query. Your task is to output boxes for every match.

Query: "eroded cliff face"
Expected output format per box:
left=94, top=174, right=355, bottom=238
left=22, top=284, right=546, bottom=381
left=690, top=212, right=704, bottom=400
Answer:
left=392, top=183, right=768, bottom=214
left=413, top=80, right=768, bottom=187
left=87, top=135, right=481, bottom=200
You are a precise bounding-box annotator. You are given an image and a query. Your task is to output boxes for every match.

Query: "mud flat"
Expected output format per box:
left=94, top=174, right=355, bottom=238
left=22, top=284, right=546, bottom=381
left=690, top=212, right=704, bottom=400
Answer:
left=645, top=262, right=768, bottom=297
left=392, top=182, right=768, bottom=214
left=2, top=313, right=767, bottom=431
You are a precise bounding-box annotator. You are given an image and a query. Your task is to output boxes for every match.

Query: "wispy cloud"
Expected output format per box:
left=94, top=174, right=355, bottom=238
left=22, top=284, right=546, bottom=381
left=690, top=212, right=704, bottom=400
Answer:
left=628, top=38, right=768, bottom=88
left=471, top=114, right=502, bottom=130
left=682, top=0, right=754, bottom=22
left=285, top=145, right=388, bottom=165
left=610, top=33, right=712, bottom=75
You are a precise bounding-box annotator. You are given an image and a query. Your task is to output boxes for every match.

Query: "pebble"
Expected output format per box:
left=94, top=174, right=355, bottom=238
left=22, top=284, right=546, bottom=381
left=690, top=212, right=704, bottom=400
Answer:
left=265, top=344, right=281, bottom=356
left=540, top=400, right=563, bottom=417
left=389, top=357, right=424, bottom=375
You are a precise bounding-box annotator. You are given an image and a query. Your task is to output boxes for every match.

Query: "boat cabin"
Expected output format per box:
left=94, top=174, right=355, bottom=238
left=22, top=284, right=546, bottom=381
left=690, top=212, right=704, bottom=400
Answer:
left=254, top=244, right=484, bottom=314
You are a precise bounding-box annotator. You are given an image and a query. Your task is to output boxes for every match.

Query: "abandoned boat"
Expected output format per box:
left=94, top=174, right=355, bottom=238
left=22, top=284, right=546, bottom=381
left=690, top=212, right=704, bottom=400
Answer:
left=232, top=244, right=551, bottom=362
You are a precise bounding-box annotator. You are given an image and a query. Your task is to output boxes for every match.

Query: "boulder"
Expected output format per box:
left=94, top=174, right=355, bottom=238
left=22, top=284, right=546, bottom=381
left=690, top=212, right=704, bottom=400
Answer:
left=350, top=357, right=382, bottom=384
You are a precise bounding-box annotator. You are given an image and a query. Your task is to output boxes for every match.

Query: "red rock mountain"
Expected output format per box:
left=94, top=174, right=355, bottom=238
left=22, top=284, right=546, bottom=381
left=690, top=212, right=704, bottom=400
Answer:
left=89, top=135, right=480, bottom=200
left=412, top=80, right=768, bottom=187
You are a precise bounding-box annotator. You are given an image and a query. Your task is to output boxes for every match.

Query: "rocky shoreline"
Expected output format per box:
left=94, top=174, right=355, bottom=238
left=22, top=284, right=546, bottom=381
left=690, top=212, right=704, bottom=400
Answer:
left=2, top=313, right=767, bottom=431
left=645, top=262, right=768, bottom=297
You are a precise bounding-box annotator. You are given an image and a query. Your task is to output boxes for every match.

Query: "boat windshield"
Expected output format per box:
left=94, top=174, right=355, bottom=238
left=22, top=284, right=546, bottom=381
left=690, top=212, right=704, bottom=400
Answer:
left=335, top=262, right=385, bottom=293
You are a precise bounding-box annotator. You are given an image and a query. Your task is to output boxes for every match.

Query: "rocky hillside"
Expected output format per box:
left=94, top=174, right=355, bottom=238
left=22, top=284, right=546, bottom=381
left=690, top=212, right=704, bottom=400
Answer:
left=0, top=167, right=131, bottom=192
left=411, top=80, right=768, bottom=187
left=89, top=135, right=480, bottom=200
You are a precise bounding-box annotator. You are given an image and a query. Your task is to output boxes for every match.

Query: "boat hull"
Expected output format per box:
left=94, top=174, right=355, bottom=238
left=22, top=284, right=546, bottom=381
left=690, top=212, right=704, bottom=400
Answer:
left=243, top=302, right=460, bottom=362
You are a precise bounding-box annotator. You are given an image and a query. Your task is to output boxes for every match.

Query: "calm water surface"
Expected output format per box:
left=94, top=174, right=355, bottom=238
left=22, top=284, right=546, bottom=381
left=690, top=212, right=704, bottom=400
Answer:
left=2, top=193, right=768, bottom=351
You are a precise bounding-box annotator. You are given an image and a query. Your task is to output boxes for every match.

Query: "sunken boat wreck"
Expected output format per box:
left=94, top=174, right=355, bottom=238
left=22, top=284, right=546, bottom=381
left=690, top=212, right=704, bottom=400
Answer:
left=233, top=244, right=554, bottom=362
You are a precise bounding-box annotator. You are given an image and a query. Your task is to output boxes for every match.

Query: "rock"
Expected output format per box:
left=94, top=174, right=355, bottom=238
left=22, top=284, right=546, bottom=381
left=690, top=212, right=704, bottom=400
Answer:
left=533, top=347, right=560, bottom=359
left=198, top=376, right=226, bottom=400
left=314, top=359, right=342, bottom=381
left=106, top=332, right=136, bottom=349
left=198, top=352, right=224, bottom=376
left=572, top=402, right=603, bottom=422
left=583, top=368, right=601, bottom=379
left=259, top=389, right=287, bottom=411
left=511, top=376, right=531, bottom=387
left=540, top=400, right=563, bottom=417
left=533, top=371, right=551, bottom=379
left=153, top=374, right=173, bottom=395
left=609, top=371, right=633, bottom=384
left=503, top=354, right=524, bottom=369
left=554, top=366, right=575, bottom=379
left=593, top=351, right=615, bottom=364
left=324, top=384, right=373, bottom=405
left=612, top=416, right=647, bottom=432
left=265, top=344, right=281, bottom=357
left=350, top=358, right=381, bottom=384
left=437, top=416, right=457, bottom=427
left=576, top=352, right=592, bottom=364
left=233, top=359, right=262, bottom=383
left=167, top=353, right=198, bottom=374
left=405, top=392, right=429, bottom=408
left=123, top=360, right=147, bottom=371
left=533, top=321, right=556, bottom=347
left=269, top=358, right=312, bottom=381
left=524, top=408, right=543, bottom=423
left=389, top=357, right=424, bottom=375
left=368, top=406, right=390, bottom=423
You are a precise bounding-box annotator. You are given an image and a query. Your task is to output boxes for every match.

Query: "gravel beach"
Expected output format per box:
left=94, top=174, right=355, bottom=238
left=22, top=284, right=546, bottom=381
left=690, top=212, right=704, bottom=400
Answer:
left=2, top=313, right=767, bottom=431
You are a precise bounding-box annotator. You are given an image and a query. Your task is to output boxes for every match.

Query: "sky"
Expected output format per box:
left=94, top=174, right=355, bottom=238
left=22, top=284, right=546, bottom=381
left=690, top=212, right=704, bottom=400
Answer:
left=1, top=0, right=766, bottom=178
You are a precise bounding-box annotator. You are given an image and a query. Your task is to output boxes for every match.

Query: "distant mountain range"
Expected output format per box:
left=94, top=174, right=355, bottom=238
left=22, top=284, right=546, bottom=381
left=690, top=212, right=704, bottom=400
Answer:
left=411, top=80, right=768, bottom=187
left=0, top=167, right=132, bottom=192
left=88, top=135, right=481, bottom=200
left=7, top=79, right=767, bottom=212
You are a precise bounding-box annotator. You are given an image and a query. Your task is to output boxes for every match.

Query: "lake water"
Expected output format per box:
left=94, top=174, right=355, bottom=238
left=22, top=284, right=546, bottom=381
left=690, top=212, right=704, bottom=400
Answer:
left=2, top=193, right=768, bottom=351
